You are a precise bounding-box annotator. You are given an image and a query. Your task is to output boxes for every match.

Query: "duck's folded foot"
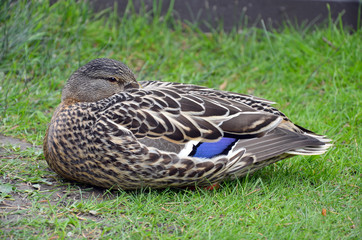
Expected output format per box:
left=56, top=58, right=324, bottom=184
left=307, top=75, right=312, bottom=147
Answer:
left=203, top=183, right=220, bottom=190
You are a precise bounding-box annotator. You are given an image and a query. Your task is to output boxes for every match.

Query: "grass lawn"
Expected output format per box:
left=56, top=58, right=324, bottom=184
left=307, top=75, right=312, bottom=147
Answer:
left=0, top=0, right=360, bottom=239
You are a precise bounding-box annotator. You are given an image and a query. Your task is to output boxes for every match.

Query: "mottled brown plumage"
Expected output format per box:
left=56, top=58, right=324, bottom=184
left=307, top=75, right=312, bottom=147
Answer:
left=43, top=58, right=332, bottom=189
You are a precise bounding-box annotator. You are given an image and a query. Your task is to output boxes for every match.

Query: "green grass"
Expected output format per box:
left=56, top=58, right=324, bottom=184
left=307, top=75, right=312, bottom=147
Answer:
left=0, top=0, right=361, bottom=239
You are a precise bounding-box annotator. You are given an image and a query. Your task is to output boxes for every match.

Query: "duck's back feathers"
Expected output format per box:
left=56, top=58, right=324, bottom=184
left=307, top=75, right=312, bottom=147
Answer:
left=100, top=80, right=286, bottom=143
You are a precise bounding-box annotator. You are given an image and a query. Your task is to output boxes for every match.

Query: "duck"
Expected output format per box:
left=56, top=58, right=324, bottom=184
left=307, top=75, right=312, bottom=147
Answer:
left=43, top=58, right=332, bottom=189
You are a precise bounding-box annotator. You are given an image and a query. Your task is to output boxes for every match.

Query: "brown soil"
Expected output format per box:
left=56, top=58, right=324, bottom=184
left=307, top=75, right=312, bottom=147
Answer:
left=0, top=134, right=113, bottom=225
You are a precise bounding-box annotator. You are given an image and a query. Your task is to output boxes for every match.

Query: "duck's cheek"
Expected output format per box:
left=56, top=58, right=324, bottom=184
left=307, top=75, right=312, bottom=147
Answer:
left=86, top=81, right=122, bottom=101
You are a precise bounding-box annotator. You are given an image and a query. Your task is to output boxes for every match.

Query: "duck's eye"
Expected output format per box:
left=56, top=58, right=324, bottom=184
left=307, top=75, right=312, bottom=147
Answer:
left=107, top=77, right=118, bottom=83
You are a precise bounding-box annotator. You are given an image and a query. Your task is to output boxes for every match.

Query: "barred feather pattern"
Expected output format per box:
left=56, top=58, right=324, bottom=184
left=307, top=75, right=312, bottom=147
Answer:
left=44, top=78, right=332, bottom=189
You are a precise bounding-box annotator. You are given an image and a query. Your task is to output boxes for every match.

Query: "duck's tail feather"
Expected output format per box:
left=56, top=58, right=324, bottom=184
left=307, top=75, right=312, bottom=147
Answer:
left=285, top=131, right=332, bottom=155
left=225, top=127, right=332, bottom=178
left=233, top=127, right=332, bottom=162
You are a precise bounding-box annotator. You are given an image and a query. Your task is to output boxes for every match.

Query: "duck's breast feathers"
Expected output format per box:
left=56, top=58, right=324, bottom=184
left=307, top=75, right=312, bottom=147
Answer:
left=85, top=80, right=285, bottom=144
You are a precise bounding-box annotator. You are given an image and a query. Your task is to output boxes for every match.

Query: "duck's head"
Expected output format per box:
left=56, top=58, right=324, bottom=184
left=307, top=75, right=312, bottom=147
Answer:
left=61, top=58, right=139, bottom=104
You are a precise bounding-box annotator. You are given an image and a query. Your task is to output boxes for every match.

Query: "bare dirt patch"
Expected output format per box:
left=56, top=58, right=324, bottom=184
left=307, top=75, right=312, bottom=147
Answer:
left=0, top=134, right=38, bottom=153
left=0, top=134, right=115, bottom=225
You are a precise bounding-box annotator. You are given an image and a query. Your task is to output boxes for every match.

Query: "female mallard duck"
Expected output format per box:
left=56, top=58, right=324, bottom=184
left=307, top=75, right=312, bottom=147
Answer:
left=43, top=58, right=331, bottom=189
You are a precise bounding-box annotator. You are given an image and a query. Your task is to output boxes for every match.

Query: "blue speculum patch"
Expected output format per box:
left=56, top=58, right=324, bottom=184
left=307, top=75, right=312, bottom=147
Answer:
left=191, top=137, right=237, bottom=158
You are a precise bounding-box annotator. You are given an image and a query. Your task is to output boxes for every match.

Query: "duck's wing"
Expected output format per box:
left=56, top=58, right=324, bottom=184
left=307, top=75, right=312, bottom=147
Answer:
left=91, top=115, right=247, bottom=189
left=135, top=81, right=331, bottom=157
left=97, top=81, right=282, bottom=145
left=139, top=81, right=326, bottom=135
